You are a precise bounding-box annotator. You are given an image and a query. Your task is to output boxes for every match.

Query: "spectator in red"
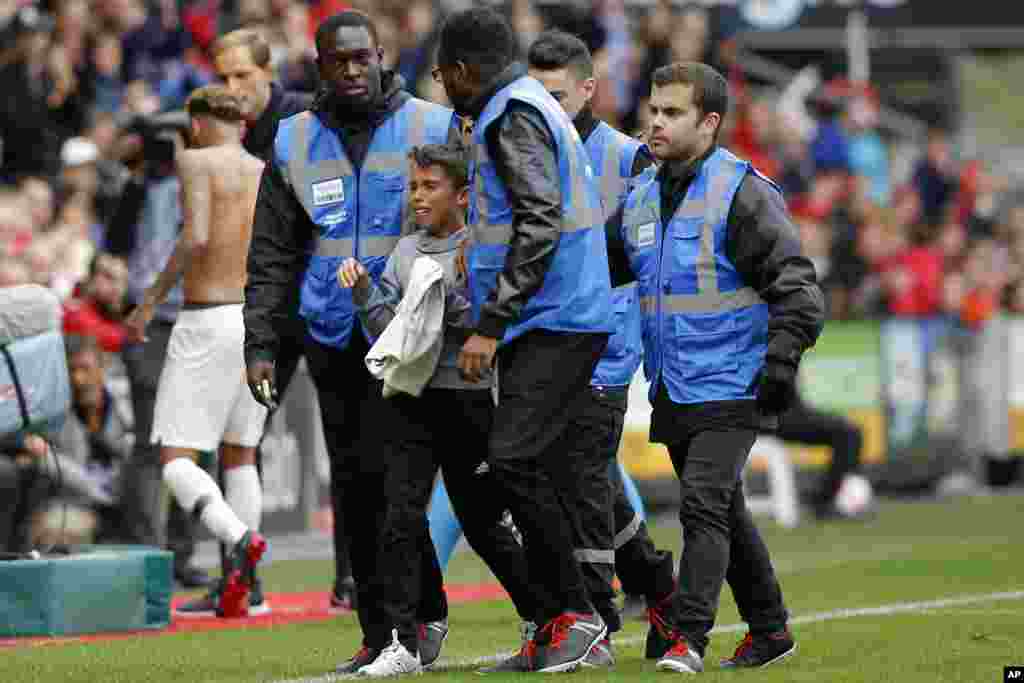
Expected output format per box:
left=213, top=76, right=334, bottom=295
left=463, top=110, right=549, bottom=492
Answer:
left=879, top=222, right=945, bottom=317
left=63, top=251, right=129, bottom=353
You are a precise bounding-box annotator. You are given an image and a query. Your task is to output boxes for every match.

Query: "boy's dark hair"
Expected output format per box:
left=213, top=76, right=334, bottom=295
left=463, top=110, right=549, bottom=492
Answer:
left=527, top=30, right=593, bottom=80
left=409, top=144, right=469, bottom=188
left=315, top=10, right=379, bottom=52
left=651, top=61, right=729, bottom=137
left=437, top=7, right=520, bottom=85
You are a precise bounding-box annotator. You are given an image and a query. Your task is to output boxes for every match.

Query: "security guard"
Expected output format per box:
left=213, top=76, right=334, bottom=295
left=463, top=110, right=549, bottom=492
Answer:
left=435, top=7, right=613, bottom=674
left=242, top=10, right=457, bottom=673
left=605, top=62, right=824, bottom=673
left=526, top=29, right=676, bottom=668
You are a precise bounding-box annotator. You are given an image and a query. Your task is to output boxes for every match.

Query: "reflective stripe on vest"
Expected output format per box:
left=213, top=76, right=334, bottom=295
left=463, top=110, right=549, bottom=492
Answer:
left=585, top=121, right=644, bottom=387
left=276, top=98, right=454, bottom=350
left=622, top=147, right=767, bottom=402
left=287, top=102, right=431, bottom=260
left=467, top=76, right=613, bottom=342
left=588, top=121, right=643, bottom=215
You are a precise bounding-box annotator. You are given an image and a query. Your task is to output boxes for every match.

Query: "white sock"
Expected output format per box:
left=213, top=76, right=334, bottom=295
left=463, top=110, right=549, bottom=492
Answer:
left=163, top=458, right=247, bottom=546
left=224, top=464, right=262, bottom=532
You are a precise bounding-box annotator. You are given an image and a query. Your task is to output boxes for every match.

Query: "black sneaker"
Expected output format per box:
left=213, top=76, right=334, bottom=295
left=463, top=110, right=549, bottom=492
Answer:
left=720, top=629, right=797, bottom=668
left=477, top=621, right=536, bottom=674
left=532, top=612, right=606, bottom=673
left=219, top=531, right=267, bottom=618
left=335, top=645, right=378, bottom=674
left=645, top=594, right=677, bottom=659
left=418, top=619, right=448, bottom=669
left=330, top=576, right=357, bottom=611
left=175, top=578, right=271, bottom=617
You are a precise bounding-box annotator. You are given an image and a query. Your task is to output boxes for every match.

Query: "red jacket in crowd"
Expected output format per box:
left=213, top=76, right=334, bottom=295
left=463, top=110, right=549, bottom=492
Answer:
left=63, top=297, right=127, bottom=353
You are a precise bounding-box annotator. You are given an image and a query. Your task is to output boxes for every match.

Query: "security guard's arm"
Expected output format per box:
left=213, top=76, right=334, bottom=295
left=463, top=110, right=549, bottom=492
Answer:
left=604, top=202, right=636, bottom=288
left=727, top=174, right=825, bottom=412
left=475, top=101, right=563, bottom=341
left=244, top=159, right=313, bottom=368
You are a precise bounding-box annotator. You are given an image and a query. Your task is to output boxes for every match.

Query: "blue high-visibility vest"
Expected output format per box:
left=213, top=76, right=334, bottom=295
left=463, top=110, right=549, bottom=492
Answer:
left=585, top=120, right=645, bottom=387
left=275, top=99, right=455, bottom=349
left=467, top=76, right=613, bottom=343
left=620, top=147, right=771, bottom=404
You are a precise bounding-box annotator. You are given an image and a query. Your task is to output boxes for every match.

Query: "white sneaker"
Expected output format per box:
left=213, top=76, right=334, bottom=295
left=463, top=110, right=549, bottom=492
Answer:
left=358, top=630, right=423, bottom=678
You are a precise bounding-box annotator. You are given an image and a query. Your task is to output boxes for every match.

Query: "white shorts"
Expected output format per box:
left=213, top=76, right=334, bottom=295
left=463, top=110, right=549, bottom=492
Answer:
left=151, top=304, right=268, bottom=451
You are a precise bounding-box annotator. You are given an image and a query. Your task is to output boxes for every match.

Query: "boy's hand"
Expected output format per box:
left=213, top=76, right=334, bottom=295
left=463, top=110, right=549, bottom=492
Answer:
left=337, top=258, right=369, bottom=291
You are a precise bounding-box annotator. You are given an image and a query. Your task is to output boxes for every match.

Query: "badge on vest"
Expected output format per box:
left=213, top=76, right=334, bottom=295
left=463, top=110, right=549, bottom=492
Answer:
left=636, top=222, right=656, bottom=248
left=312, top=178, right=345, bottom=206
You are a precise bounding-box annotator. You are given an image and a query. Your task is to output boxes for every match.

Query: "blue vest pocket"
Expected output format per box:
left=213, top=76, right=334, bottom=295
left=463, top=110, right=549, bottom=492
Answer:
left=669, top=218, right=702, bottom=295
left=366, top=172, right=406, bottom=230
left=669, top=313, right=740, bottom=381
left=299, top=256, right=353, bottom=331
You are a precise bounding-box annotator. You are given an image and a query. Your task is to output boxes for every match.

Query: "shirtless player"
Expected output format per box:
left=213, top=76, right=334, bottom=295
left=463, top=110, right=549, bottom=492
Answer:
left=125, top=85, right=268, bottom=618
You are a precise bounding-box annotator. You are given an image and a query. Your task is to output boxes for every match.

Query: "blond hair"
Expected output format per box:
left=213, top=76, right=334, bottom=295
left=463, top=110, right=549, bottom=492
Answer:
left=211, top=28, right=272, bottom=69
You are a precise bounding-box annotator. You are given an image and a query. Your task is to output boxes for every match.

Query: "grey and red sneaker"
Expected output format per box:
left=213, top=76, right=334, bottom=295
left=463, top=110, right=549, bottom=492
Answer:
left=335, top=645, right=378, bottom=674
left=418, top=619, right=449, bottom=669
left=656, top=636, right=704, bottom=674
left=581, top=638, right=615, bottom=668
left=720, top=629, right=796, bottom=668
left=218, top=531, right=267, bottom=618
left=477, top=621, right=537, bottom=674
left=532, top=611, right=607, bottom=673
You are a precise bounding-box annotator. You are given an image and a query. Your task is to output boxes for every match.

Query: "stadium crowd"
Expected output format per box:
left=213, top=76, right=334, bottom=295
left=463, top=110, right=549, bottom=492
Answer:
left=0, top=0, right=1020, bottom=591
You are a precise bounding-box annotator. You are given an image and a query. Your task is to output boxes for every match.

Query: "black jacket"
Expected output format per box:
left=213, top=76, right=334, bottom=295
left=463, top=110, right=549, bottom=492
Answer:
left=244, top=73, right=446, bottom=364
left=605, top=148, right=825, bottom=438
left=464, top=62, right=576, bottom=341
left=243, top=83, right=314, bottom=163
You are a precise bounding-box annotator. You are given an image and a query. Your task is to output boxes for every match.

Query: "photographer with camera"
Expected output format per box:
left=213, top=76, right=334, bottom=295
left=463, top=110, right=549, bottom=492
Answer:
left=106, top=111, right=210, bottom=589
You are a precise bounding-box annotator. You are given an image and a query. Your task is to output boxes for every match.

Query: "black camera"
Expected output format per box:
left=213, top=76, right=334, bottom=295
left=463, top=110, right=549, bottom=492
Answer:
left=121, top=110, right=191, bottom=166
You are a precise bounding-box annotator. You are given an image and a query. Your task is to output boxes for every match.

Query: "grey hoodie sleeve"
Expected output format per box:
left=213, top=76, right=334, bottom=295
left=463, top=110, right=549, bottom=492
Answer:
left=353, top=250, right=404, bottom=340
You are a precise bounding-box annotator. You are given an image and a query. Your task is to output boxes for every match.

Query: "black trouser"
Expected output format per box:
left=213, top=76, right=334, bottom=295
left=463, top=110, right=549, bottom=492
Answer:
left=577, top=386, right=675, bottom=634
left=611, top=455, right=676, bottom=611
left=303, top=332, right=393, bottom=648
left=666, top=430, right=788, bottom=656
left=777, top=397, right=862, bottom=509
left=568, top=386, right=621, bottom=634
left=119, top=319, right=197, bottom=571
left=372, top=388, right=538, bottom=653
left=488, top=330, right=608, bottom=627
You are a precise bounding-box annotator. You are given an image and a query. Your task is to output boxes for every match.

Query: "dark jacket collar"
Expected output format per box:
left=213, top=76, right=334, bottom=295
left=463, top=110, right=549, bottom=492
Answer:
left=314, top=70, right=410, bottom=132
left=464, top=62, right=528, bottom=120
left=657, top=144, right=716, bottom=186
left=243, top=82, right=283, bottom=152
left=574, top=105, right=599, bottom=144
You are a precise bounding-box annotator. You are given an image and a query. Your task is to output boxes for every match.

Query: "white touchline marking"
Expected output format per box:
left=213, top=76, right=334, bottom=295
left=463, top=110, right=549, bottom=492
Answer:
left=267, top=590, right=1024, bottom=683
